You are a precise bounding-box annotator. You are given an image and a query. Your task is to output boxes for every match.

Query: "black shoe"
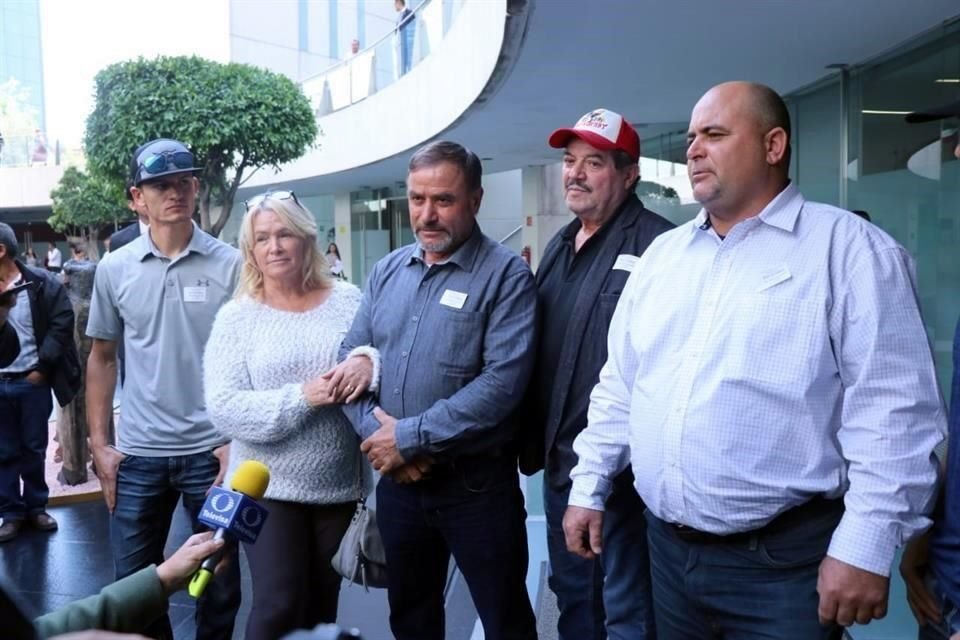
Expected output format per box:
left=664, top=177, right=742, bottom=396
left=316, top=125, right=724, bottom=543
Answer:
left=0, top=520, right=24, bottom=543
left=28, top=512, right=58, bottom=532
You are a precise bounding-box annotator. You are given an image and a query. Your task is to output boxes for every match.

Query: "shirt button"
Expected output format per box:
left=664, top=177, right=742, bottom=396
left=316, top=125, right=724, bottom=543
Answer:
left=401, top=351, right=408, bottom=357
left=411, top=316, right=418, bottom=322
left=393, top=388, right=400, bottom=395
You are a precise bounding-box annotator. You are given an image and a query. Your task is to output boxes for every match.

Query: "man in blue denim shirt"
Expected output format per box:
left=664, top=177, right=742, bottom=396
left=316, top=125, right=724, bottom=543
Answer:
left=901, top=97, right=960, bottom=640
left=339, top=140, right=538, bottom=640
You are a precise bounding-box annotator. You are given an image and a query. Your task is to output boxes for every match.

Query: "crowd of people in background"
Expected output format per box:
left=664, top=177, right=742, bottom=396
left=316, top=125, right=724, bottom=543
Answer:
left=1, top=81, right=960, bottom=640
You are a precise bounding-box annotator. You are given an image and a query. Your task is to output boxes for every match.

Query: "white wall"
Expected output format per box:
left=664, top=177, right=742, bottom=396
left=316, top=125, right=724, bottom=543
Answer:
left=478, top=169, right=522, bottom=247
left=230, top=0, right=420, bottom=83
left=0, top=165, right=63, bottom=208
left=230, top=1, right=302, bottom=78
left=521, top=163, right=569, bottom=271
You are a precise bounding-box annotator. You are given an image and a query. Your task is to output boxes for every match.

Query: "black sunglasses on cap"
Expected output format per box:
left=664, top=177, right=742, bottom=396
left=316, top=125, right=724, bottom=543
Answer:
left=245, top=190, right=302, bottom=211
left=139, top=151, right=195, bottom=180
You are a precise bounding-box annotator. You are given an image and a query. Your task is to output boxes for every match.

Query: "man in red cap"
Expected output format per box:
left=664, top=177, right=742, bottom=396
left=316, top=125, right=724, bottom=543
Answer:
left=519, top=108, right=673, bottom=639
left=901, top=97, right=960, bottom=640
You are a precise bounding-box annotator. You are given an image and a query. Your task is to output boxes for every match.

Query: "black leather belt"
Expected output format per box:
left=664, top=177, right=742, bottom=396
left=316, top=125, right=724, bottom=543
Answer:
left=0, top=370, right=31, bottom=381
left=666, top=496, right=844, bottom=545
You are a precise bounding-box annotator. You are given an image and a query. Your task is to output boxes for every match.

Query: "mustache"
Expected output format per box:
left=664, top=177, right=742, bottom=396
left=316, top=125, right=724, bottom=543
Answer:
left=565, top=181, right=591, bottom=192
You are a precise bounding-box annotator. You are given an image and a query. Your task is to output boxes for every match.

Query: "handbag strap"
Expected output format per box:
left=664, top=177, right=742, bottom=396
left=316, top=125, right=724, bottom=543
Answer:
left=355, top=449, right=366, bottom=504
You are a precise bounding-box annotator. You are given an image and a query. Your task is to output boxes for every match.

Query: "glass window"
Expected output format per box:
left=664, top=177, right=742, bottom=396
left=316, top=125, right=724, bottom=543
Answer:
left=791, top=80, right=842, bottom=206
left=636, top=125, right=701, bottom=226
left=845, top=23, right=960, bottom=401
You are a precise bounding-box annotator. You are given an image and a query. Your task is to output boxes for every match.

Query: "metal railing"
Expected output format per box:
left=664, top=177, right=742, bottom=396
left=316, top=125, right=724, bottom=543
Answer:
left=301, top=0, right=466, bottom=117
left=499, top=224, right=523, bottom=245
left=0, top=133, right=82, bottom=169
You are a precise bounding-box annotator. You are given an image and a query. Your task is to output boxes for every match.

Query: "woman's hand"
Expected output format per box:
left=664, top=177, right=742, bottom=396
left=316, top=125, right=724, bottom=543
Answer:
left=322, top=356, right=374, bottom=403
left=302, top=375, right=337, bottom=407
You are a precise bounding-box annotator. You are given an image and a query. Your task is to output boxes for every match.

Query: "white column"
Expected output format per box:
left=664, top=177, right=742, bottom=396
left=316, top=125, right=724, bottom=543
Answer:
left=334, top=192, right=353, bottom=281
left=521, top=162, right=569, bottom=272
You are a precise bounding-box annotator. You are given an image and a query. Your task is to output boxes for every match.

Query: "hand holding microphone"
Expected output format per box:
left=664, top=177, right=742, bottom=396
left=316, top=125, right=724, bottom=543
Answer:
left=188, top=460, right=271, bottom=599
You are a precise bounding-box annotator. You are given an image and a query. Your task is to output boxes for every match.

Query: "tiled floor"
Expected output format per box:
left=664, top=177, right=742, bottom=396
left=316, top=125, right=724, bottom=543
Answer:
left=1, top=499, right=398, bottom=640
left=2, top=465, right=925, bottom=640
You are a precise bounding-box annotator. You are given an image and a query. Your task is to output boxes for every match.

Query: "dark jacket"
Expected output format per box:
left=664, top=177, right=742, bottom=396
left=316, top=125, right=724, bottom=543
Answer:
left=0, top=322, right=19, bottom=367
left=518, top=195, right=674, bottom=486
left=16, top=260, right=82, bottom=407
left=109, top=221, right=141, bottom=253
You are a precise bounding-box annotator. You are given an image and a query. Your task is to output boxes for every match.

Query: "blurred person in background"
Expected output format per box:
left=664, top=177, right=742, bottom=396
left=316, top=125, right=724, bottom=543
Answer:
left=0, top=222, right=80, bottom=543
left=325, top=242, right=345, bottom=279
left=30, top=129, right=48, bottom=166
left=45, top=241, right=62, bottom=274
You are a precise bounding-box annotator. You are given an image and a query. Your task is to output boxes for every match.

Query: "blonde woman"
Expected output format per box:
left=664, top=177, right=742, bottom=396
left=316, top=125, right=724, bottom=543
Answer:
left=203, top=190, right=377, bottom=640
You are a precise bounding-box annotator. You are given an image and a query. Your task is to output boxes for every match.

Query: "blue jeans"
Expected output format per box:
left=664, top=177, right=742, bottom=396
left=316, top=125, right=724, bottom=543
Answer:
left=376, top=455, right=538, bottom=640
left=645, top=504, right=845, bottom=640
left=112, top=451, right=241, bottom=640
left=919, top=577, right=960, bottom=639
left=544, top=476, right=656, bottom=640
left=0, top=378, right=53, bottom=521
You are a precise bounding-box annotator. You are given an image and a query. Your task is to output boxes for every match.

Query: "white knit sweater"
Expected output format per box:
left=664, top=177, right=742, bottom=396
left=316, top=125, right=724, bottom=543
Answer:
left=203, top=281, right=374, bottom=504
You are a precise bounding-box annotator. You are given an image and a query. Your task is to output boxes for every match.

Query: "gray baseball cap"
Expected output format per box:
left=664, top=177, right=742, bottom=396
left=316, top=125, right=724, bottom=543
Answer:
left=130, top=138, right=199, bottom=186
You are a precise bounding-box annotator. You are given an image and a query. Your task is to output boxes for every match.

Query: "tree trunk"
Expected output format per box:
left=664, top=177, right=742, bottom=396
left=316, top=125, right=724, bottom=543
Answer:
left=210, top=202, right=228, bottom=238
left=86, top=226, right=101, bottom=261
left=56, top=260, right=110, bottom=485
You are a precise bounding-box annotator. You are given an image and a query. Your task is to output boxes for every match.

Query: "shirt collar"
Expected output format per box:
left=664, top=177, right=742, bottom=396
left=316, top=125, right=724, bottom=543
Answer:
left=691, top=182, right=803, bottom=236
left=561, top=193, right=637, bottom=241
left=138, top=222, right=211, bottom=261
left=757, top=183, right=803, bottom=232
left=407, top=222, right=483, bottom=271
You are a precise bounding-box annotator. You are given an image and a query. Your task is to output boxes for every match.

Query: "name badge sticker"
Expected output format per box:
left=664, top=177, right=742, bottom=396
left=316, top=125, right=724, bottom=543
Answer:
left=183, top=286, right=209, bottom=303
left=440, top=289, right=468, bottom=309
left=757, top=266, right=792, bottom=292
left=612, top=254, right=640, bottom=273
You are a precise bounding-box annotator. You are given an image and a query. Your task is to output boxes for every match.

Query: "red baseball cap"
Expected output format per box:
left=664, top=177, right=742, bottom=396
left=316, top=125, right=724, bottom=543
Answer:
left=548, top=109, right=640, bottom=162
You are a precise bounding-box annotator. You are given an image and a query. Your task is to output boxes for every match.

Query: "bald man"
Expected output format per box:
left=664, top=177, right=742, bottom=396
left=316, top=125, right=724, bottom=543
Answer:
left=563, top=81, right=945, bottom=638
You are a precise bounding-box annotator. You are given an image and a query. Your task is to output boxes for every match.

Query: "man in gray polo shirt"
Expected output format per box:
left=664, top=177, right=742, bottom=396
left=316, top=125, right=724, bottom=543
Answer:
left=85, top=138, right=242, bottom=640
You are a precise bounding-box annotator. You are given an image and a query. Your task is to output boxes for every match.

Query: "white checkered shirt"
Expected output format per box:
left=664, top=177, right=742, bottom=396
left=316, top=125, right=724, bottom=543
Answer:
left=569, top=183, right=946, bottom=576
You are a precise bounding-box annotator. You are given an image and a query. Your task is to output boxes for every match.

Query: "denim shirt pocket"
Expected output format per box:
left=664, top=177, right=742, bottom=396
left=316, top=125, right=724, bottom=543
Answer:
left=436, top=307, right=486, bottom=378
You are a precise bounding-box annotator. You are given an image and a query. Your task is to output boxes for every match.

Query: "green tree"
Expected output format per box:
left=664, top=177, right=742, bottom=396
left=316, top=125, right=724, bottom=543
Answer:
left=84, top=56, right=318, bottom=237
left=49, top=167, right=126, bottom=260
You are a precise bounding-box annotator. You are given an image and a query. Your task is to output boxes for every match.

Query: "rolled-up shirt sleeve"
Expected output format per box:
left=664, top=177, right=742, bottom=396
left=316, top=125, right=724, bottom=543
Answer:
left=339, top=270, right=383, bottom=441
left=827, top=246, right=945, bottom=576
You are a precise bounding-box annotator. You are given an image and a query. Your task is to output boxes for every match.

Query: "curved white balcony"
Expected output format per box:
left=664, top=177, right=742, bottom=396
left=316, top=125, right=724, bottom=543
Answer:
left=245, top=0, right=523, bottom=189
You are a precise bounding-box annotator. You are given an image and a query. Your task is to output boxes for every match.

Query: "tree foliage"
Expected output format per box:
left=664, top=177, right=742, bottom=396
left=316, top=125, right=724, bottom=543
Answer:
left=49, top=166, right=126, bottom=259
left=84, top=56, right=318, bottom=236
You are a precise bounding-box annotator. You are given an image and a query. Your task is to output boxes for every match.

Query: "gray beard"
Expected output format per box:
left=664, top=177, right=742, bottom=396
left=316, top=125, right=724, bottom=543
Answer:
left=416, top=230, right=453, bottom=254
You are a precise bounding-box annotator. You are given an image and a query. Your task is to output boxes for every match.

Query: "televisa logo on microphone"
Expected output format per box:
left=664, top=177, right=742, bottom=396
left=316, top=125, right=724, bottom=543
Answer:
left=199, top=486, right=269, bottom=543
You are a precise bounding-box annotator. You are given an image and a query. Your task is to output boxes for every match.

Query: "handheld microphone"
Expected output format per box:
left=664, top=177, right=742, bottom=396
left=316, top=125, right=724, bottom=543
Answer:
left=188, top=459, right=270, bottom=599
